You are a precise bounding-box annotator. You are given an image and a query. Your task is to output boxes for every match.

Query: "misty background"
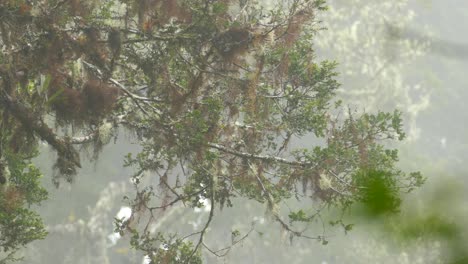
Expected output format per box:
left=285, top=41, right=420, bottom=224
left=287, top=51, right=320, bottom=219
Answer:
left=17, top=0, right=468, bottom=263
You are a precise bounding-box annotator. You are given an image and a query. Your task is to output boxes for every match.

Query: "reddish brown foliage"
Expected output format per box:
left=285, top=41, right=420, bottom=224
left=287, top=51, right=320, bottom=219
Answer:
left=1, top=187, right=24, bottom=212
left=48, top=78, right=120, bottom=124
left=82, top=80, right=120, bottom=117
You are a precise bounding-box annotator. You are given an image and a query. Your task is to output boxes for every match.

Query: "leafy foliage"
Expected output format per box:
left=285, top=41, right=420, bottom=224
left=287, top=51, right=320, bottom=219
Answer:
left=0, top=0, right=423, bottom=262
left=0, top=151, right=48, bottom=262
left=352, top=169, right=402, bottom=216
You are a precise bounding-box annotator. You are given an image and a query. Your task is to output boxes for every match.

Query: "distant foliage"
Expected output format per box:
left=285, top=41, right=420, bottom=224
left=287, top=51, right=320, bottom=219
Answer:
left=314, top=0, right=431, bottom=140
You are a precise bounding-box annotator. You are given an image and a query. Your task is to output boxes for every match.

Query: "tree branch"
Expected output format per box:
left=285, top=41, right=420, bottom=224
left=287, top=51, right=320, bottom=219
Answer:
left=82, top=60, right=163, bottom=117
left=207, top=143, right=310, bottom=167
left=0, top=91, right=81, bottom=169
left=70, top=133, right=97, bottom=144
left=71, top=132, right=310, bottom=168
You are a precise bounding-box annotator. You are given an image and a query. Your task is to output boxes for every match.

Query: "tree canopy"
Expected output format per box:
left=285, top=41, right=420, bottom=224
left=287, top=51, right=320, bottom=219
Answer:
left=0, top=0, right=424, bottom=263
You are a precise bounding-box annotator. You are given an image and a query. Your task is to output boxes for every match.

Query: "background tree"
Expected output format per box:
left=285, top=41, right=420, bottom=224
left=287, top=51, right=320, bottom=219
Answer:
left=314, top=0, right=431, bottom=141
left=0, top=0, right=423, bottom=262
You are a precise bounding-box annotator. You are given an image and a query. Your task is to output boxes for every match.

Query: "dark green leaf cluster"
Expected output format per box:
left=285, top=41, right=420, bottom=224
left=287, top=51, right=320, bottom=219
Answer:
left=352, top=169, right=402, bottom=216
left=0, top=151, right=48, bottom=257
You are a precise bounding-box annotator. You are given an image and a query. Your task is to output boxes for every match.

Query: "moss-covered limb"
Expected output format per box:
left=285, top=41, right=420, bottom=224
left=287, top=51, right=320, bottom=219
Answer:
left=0, top=91, right=81, bottom=173
left=207, top=143, right=311, bottom=167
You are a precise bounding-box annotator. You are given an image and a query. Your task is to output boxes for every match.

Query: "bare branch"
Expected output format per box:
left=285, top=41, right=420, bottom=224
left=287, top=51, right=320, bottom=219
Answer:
left=202, top=224, right=255, bottom=257
left=70, top=133, right=97, bottom=144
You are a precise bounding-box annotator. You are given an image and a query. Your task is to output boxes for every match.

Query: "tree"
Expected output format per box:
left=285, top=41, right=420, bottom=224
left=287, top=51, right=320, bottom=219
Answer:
left=0, top=0, right=424, bottom=262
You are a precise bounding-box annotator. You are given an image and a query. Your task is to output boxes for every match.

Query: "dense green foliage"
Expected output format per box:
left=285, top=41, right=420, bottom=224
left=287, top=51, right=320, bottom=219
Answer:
left=0, top=150, right=47, bottom=263
left=0, top=0, right=424, bottom=262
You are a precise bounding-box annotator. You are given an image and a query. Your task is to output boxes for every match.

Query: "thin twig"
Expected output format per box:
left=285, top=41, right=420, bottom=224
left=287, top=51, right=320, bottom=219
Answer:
left=186, top=175, right=215, bottom=263
left=202, top=224, right=255, bottom=257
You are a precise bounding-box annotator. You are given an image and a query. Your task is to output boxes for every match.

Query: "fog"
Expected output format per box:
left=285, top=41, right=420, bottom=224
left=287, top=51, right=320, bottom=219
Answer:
left=16, top=1, right=468, bottom=263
